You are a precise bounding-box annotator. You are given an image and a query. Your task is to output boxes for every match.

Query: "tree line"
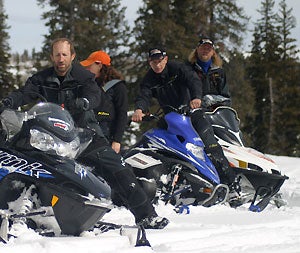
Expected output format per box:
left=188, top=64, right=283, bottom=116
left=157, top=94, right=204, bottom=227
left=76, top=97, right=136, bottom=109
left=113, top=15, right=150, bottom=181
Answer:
left=0, top=0, right=299, bottom=156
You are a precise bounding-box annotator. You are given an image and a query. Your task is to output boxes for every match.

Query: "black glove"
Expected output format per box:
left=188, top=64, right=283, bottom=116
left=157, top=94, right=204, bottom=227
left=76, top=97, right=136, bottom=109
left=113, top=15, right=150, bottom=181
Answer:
left=0, top=98, right=13, bottom=114
left=75, top=98, right=89, bottom=111
left=1, top=97, right=13, bottom=108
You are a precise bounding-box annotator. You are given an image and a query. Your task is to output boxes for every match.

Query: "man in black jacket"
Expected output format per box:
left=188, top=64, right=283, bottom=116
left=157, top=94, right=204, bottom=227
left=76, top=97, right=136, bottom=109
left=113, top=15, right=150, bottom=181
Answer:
left=186, top=38, right=231, bottom=109
left=131, top=48, right=235, bottom=185
left=2, top=38, right=169, bottom=229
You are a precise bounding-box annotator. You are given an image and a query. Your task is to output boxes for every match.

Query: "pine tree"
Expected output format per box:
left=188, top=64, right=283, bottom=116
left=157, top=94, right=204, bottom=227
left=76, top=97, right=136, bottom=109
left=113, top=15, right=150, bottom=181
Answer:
left=246, top=0, right=281, bottom=153
left=0, top=0, right=14, bottom=99
left=247, top=0, right=299, bottom=156
left=132, top=1, right=183, bottom=61
left=37, top=0, right=131, bottom=69
left=276, top=0, right=298, bottom=61
left=177, top=0, right=248, bottom=49
left=272, top=0, right=300, bottom=156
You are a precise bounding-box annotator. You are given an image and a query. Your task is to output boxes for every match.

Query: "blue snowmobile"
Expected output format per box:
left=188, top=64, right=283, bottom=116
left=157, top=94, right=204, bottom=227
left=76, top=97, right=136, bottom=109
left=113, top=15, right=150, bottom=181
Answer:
left=124, top=103, right=288, bottom=212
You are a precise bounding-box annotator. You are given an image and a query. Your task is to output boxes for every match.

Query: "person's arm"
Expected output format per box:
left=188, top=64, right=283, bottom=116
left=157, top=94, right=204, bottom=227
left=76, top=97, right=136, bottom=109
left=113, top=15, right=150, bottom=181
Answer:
left=73, top=64, right=102, bottom=110
left=210, top=68, right=231, bottom=107
left=110, top=82, right=128, bottom=145
left=4, top=75, right=41, bottom=109
left=132, top=72, right=153, bottom=121
left=80, top=77, right=102, bottom=110
left=181, top=64, right=203, bottom=108
left=219, top=71, right=231, bottom=99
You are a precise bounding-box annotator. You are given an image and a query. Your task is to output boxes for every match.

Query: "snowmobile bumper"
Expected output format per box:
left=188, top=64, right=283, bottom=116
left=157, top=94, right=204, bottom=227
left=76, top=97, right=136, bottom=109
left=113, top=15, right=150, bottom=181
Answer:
left=229, top=167, right=288, bottom=212
left=38, top=183, right=113, bottom=236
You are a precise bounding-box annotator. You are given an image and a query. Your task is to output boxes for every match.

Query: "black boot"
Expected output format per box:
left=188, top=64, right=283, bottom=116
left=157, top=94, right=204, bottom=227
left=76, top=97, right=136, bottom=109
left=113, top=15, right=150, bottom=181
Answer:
left=205, top=144, right=235, bottom=184
left=137, top=214, right=169, bottom=229
left=113, top=168, right=169, bottom=229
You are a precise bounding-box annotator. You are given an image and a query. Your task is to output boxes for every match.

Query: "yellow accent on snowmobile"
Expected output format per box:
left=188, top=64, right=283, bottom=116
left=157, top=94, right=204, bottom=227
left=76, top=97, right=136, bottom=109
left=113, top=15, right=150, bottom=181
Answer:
left=98, top=111, right=110, bottom=116
left=238, top=160, right=248, bottom=168
left=51, top=195, right=59, bottom=206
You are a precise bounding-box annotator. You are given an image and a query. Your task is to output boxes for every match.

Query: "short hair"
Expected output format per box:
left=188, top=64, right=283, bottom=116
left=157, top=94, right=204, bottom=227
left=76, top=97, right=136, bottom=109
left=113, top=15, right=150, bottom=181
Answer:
left=50, top=38, right=76, bottom=55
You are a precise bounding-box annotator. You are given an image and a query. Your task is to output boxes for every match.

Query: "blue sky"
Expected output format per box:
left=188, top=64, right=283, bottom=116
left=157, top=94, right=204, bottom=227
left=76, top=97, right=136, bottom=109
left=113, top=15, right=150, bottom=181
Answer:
left=4, top=0, right=300, bottom=54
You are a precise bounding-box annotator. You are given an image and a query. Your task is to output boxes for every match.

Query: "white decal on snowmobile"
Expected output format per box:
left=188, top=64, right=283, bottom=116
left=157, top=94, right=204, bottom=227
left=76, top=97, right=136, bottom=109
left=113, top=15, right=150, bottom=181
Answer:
left=0, top=150, right=27, bottom=169
left=193, top=137, right=202, bottom=142
left=74, top=163, right=87, bottom=179
left=0, top=150, right=52, bottom=178
left=125, top=153, right=162, bottom=169
left=146, top=136, right=218, bottom=178
left=48, top=117, right=70, bottom=131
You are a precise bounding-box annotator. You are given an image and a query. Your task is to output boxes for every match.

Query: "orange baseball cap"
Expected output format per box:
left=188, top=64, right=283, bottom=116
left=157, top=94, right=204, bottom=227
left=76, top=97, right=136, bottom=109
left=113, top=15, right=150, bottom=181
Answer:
left=80, top=50, right=111, bottom=66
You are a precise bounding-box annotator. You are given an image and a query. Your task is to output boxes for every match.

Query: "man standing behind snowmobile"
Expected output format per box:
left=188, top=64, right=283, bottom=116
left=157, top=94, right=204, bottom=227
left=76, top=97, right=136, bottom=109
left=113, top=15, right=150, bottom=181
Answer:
left=1, top=38, right=169, bottom=229
left=186, top=38, right=231, bottom=109
left=131, top=47, right=235, bottom=185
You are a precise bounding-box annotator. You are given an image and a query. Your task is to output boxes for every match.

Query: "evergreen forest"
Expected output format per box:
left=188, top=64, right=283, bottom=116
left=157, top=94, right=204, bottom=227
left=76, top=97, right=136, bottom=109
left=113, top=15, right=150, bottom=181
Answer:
left=0, top=0, right=299, bottom=156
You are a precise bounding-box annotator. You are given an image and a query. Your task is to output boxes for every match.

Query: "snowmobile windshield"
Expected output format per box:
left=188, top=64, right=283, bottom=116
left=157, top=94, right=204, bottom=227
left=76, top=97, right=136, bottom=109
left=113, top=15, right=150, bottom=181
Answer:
left=0, top=109, right=25, bottom=140
left=27, top=102, right=77, bottom=142
left=206, top=107, right=240, bottom=133
left=27, top=102, right=92, bottom=159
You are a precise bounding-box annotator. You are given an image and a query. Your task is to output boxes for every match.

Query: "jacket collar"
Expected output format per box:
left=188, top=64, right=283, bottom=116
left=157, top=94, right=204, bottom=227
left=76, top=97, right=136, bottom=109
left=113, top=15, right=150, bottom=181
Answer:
left=195, top=62, right=219, bottom=72
left=46, top=65, right=74, bottom=84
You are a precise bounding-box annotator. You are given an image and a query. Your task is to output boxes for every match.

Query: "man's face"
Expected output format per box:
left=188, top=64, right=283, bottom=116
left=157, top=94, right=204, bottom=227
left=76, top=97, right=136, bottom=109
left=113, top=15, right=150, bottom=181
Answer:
left=196, top=44, right=214, bottom=62
left=149, top=56, right=168, bottom=74
left=50, top=41, right=75, bottom=76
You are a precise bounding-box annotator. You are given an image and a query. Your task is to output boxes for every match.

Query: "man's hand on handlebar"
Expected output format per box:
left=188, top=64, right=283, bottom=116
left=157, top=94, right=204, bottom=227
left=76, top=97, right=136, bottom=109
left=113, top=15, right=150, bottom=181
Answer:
left=131, top=109, right=145, bottom=122
left=190, top=98, right=202, bottom=109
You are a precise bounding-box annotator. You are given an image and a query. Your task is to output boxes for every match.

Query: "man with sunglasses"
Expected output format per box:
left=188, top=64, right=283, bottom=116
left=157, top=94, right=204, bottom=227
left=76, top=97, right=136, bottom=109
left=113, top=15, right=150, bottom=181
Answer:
left=131, top=48, right=235, bottom=185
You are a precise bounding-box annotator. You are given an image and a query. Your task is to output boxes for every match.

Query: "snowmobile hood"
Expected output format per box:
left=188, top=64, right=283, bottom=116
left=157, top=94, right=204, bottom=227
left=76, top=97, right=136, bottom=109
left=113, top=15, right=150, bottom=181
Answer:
left=219, top=138, right=279, bottom=174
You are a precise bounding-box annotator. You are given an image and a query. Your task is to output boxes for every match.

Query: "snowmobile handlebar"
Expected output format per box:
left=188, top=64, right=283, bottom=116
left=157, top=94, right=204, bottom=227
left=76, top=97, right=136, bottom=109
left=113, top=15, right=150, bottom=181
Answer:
left=201, top=95, right=231, bottom=111
left=127, top=104, right=191, bottom=126
left=142, top=104, right=191, bottom=122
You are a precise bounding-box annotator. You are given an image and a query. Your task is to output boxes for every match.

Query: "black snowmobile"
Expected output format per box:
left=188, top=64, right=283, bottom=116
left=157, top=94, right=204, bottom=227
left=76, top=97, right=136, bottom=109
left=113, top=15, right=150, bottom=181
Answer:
left=0, top=102, right=113, bottom=242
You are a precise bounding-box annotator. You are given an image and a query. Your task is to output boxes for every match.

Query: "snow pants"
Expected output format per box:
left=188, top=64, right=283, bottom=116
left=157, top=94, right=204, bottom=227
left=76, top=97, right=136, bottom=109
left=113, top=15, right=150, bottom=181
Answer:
left=190, top=109, right=235, bottom=184
left=77, top=136, right=156, bottom=223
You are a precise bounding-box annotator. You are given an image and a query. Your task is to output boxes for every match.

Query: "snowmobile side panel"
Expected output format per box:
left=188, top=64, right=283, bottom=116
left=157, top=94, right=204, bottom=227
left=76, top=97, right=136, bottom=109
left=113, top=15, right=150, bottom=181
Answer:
left=38, top=183, right=111, bottom=236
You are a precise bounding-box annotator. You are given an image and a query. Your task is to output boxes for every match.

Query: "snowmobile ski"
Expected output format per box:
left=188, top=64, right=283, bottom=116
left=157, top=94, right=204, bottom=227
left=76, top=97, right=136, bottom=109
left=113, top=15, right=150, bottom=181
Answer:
left=93, top=221, right=151, bottom=247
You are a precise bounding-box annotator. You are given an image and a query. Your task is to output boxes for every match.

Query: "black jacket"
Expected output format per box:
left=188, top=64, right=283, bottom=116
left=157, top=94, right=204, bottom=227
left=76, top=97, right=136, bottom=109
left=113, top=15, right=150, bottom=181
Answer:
left=7, top=63, right=102, bottom=130
left=95, top=80, right=128, bottom=143
left=187, top=62, right=231, bottom=99
left=135, top=61, right=202, bottom=113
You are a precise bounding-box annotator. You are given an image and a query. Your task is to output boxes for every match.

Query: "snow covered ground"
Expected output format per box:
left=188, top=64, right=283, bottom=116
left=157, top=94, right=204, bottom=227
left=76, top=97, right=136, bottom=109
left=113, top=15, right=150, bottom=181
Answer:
left=1, top=155, right=299, bottom=253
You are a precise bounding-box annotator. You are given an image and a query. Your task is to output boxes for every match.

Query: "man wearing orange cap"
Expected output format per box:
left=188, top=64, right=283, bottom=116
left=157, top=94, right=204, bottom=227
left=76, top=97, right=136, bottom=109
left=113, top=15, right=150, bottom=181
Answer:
left=80, top=51, right=128, bottom=154
left=2, top=38, right=169, bottom=229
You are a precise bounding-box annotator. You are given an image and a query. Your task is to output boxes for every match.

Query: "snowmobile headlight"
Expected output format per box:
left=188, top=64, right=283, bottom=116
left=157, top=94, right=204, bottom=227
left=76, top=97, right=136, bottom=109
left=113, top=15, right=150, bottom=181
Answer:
left=30, top=129, right=80, bottom=159
left=186, top=143, right=205, bottom=161
left=55, top=137, right=80, bottom=159
left=30, top=129, right=55, bottom=151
